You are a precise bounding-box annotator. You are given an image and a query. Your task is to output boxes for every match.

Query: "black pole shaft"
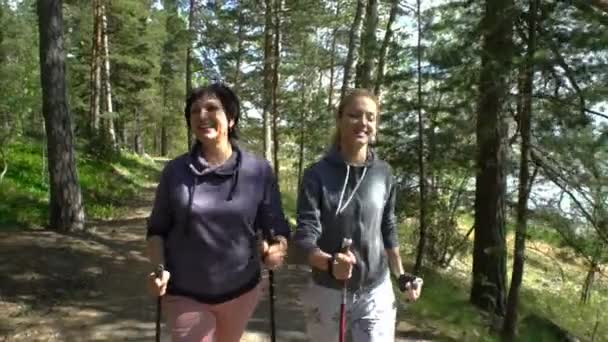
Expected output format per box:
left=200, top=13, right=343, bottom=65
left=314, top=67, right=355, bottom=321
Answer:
left=156, top=296, right=161, bottom=342
left=155, top=264, right=164, bottom=342
left=338, top=238, right=352, bottom=342
left=269, top=269, right=276, bottom=342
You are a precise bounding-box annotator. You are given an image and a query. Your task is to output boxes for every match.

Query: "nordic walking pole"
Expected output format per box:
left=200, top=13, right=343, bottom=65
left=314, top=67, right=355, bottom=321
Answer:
left=339, top=238, right=353, bottom=342
left=154, top=264, right=164, bottom=342
left=258, top=229, right=277, bottom=342
left=268, top=229, right=277, bottom=342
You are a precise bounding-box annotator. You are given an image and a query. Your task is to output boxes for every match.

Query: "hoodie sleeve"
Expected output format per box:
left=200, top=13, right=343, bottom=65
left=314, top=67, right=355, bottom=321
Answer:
left=254, top=162, right=291, bottom=239
left=381, top=171, right=399, bottom=249
left=146, top=165, right=173, bottom=239
left=294, top=167, right=323, bottom=254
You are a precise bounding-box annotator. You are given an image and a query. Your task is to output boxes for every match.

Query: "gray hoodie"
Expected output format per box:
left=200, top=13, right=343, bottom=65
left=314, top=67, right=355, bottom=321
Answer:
left=294, top=146, right=399, bottom=292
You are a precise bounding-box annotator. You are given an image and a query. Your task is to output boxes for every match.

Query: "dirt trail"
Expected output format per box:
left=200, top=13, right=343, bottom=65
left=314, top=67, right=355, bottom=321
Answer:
left=0, top=187, right=434, bottom=342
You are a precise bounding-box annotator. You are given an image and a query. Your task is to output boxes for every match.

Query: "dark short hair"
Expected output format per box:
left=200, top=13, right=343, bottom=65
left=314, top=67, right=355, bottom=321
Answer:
left=184, top=83, right=241, bottom=140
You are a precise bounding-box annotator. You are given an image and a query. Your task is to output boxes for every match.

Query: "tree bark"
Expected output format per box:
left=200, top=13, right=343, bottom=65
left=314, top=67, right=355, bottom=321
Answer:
left=271, top=0, right=281, bottom=178
left=134, top=108, right=143, bottom=155
left=100, top=0, right=116, bottom=148
left=90, top=0, right=102, bottom=133
left=297, top=82, right=307, bottom=190
left=503, top=0, right=538, bottom=339
left=414, top=0, right=427, bottom=275
left=233, top=0, right=245, bottom=91
left=340, top=0, right=365, bottom=102
left=263, top=0, right=273, bottom=163
left=374, top=0, right=398, bottom=97
left=186, top=0, right=196, bottom=149
left=581, top=262, right=599, bottom=304
left=471, top=0, right=514, bottom=317
left=160, top=120, right=168, bottom=156
left=327, top=2, right=340, bottom=113
left=358, top=0, right=378, bottom=89
left=37, top=0, right=85, bottom=232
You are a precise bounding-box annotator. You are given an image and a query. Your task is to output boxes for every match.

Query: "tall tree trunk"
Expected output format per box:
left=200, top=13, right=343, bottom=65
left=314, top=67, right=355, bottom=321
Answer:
left=327, top=2, right=340, bottom=113
left=161, top=87, right=169, bottom=156
left=100, top=0, right=116, bottom=148
left=90, top=0, right=102, bottom=133
left=374, top=0, right=398, bottom=97
left=358, top=0, right=378, bottom=89
left=471, top=0, right=514, bottom=318
left=153, top=130, right=158, bottom=155
left=580, top=262, right=598, bottom=304
left=119, top=120, right=127, bottom=150
left=160, top=0, right=179, bottom=155
left=271, top=0, right=281, bottom=178
left=37, top=0, right=85, bottom=232
left=161, top=121, right=168, bottom=156
left=340, top=0, right=365, bottom=102
left=186, top=0, right=195, bottom=149
left=233, top=1, right=245, bottom=91
left=414, top=0, right=427, bottom=275
left=134, top=108, right=143, bottom=155
left=263, top=0, right=273, bottom=163
left=297, top=82, right=307, bottom=190
left=503, top=1, right=538, bottom=339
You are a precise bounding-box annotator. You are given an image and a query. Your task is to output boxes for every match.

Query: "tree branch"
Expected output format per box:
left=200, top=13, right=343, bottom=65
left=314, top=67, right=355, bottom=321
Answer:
left=533, top=94, right=608, bottom=120
left=531, top=150, right=608, bottom=243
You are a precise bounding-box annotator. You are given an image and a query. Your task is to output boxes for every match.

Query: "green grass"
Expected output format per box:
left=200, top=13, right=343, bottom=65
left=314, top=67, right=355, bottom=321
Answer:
left=396, top=268, right=500, bottom=342
left=280, top=188, right=297, bottom=227
left=0, top=137, right=162, bottom=230
left=391, top=219, right=608, bottom=342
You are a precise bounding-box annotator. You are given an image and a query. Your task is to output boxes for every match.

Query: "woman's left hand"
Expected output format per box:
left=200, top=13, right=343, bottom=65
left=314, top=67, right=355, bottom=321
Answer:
left=406, top=285, right=422, bottom=302
left=262, top=237, right=288, bottom=270
left=398, top=274, right=423, bottom=302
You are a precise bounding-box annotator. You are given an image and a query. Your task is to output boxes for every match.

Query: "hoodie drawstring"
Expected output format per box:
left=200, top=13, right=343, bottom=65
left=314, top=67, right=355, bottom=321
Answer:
left=226, top=169, right=239, bottom=201
left=335, top=165, right=367, bottom=216
left=185, top=175, right=199, bottom=236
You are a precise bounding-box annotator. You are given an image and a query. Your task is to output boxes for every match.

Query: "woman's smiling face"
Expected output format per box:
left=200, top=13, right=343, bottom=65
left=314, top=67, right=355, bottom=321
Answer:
left=189, top=95, right=234, bottom=145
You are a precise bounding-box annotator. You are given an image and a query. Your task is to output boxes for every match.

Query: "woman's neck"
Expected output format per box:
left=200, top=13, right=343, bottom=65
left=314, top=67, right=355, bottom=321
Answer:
left=339, top=141, right=367, bottom=166
left=201, top=139, right=233, bottom=166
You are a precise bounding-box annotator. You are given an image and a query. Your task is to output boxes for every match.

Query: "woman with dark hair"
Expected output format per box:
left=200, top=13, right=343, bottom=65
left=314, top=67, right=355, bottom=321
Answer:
left=146, top=82, right=290, bottom=342
left=294, top=89, right=423, bottom=341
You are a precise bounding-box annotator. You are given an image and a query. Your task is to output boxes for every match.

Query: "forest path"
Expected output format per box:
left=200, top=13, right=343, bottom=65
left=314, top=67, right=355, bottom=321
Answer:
left=0, top=186, right=439, bottom=342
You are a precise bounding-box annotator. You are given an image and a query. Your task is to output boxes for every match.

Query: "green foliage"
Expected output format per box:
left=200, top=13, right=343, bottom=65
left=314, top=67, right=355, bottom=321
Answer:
left=1, top=0, right=607, bottom=339
left=0, top=0, right=40, bottom=138
left=0, top=137, right=161, bottom=230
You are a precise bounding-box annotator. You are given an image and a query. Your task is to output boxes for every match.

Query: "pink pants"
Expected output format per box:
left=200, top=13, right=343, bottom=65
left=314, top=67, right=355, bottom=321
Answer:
left=163, top=282, right=264, bottom=342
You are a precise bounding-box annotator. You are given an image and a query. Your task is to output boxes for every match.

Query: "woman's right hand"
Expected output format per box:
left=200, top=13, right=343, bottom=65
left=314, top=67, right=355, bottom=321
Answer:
left=147, top=269, right=171, bottom=297
left=331, top=251, right=357, bottom=280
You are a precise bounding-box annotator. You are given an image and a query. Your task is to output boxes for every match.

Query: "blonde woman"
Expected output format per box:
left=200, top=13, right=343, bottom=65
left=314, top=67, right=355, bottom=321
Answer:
left=294, top=89, right=422, bottom=341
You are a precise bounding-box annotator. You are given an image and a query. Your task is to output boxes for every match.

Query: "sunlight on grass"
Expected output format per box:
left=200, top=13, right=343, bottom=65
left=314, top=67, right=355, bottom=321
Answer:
left=1, top=138, right=162, bottom=229
left=394, top=219, right=608, bottom=342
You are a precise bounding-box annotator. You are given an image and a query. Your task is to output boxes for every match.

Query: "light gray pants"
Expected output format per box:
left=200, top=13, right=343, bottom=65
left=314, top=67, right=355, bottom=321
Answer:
left=300, top=273, right=397, bottom=342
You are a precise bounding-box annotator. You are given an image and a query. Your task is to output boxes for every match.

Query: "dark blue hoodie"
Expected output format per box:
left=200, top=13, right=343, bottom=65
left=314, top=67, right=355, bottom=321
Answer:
left=146, top=142, right=290, bottom=304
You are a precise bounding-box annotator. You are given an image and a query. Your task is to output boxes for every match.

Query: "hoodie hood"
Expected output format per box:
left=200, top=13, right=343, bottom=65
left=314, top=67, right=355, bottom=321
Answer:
left=323, top=144, right=376, bottom=217
left=184, top=141, right=241, bottom=236
left=323, top=144, right=376, bottom=167
left=188, top=141, right=239, bottom=177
